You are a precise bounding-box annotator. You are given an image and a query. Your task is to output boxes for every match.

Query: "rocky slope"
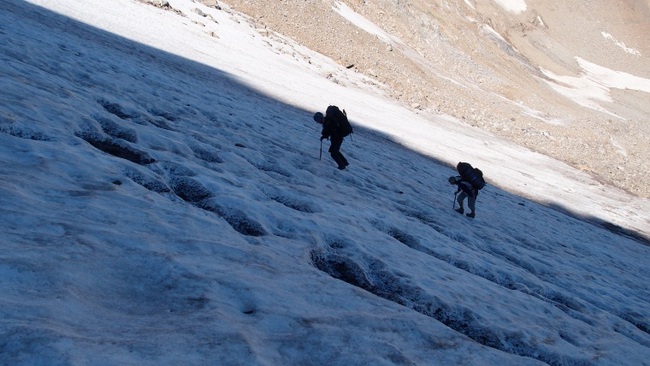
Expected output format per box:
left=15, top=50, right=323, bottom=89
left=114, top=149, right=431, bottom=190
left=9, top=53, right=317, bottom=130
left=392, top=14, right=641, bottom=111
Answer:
left=203, top=0, right=650, bottom=198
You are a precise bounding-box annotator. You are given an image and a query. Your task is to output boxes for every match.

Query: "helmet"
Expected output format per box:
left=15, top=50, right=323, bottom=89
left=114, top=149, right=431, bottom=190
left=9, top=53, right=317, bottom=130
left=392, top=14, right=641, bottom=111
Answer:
left=313, top=112, right=324, bottom=123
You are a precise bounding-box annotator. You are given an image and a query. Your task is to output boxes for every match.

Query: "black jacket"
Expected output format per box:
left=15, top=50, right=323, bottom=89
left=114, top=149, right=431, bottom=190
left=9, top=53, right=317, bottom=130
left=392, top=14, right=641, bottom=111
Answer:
left=320, top=117, right=342, bottom=140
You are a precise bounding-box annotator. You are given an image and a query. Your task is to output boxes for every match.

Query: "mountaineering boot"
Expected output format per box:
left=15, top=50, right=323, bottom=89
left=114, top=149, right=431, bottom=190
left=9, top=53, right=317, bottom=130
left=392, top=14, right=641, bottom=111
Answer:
left=455, top=207, right=464, bottom=214
left=333, top=153, right=347, bottom=170
left=466, top=212, right=475, bottom=218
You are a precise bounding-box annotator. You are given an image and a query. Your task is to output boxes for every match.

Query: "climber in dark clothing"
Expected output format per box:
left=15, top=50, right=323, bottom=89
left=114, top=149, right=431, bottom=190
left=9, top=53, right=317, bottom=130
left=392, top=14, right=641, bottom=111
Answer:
left=449, top=162, right=485, bottom=218
left=313, top=106, right=350, bottom=170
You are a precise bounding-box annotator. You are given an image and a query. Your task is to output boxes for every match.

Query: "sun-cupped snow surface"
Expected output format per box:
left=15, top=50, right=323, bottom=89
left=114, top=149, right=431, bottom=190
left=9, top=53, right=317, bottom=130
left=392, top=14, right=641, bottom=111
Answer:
left=1, top=0, right=649, bottom=365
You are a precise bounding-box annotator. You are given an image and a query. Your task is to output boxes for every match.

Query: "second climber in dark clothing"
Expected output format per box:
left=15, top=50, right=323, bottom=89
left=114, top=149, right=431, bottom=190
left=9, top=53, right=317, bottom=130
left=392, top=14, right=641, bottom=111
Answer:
left=313, top=106, right=350, bottom=170
left=449, top=162, right=485, bottom=218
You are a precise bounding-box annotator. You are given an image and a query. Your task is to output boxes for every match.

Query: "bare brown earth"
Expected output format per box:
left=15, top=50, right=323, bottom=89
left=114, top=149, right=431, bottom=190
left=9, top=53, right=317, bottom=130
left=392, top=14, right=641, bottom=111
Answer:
left=205, top=0, right=650, bottom=198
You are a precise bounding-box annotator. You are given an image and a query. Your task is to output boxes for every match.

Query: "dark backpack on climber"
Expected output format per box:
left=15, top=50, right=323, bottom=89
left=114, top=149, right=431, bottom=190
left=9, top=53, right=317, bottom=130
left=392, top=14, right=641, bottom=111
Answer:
left=325, top=105, right=353, bottom=137
left=455, top=162, right=486, bottom=190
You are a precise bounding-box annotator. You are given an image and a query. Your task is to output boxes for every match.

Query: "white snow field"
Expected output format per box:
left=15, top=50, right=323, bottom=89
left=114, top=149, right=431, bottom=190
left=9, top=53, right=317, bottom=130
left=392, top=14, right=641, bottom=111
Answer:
left=1, top=0, right=648, bottom=365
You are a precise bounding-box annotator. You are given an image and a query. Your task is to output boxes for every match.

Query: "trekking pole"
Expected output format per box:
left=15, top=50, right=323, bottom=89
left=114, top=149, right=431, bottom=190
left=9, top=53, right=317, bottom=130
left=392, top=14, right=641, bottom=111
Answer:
left=319, top=139, right=323, bottom=160
left=453, top=191, right=458, bottom=210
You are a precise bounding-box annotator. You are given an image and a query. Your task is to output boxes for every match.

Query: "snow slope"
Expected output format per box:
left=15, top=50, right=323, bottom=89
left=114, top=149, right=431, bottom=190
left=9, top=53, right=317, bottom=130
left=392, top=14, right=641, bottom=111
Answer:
left=1, top=0, right=649, bottom=365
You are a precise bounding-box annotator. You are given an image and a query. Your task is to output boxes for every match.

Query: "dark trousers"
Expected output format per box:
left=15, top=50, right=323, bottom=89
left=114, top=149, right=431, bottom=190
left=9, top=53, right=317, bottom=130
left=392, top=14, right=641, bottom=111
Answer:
left=329, top=135, right=348, bottom=168
left=456, top=182, right=477, bottom=213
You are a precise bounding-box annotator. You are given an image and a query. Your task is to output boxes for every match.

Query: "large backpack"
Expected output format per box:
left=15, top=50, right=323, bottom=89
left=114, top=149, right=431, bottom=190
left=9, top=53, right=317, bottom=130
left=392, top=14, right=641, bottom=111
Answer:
left=326, top=105, right=353, bottom=137
left=456, top=162, right=486, bottom=190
